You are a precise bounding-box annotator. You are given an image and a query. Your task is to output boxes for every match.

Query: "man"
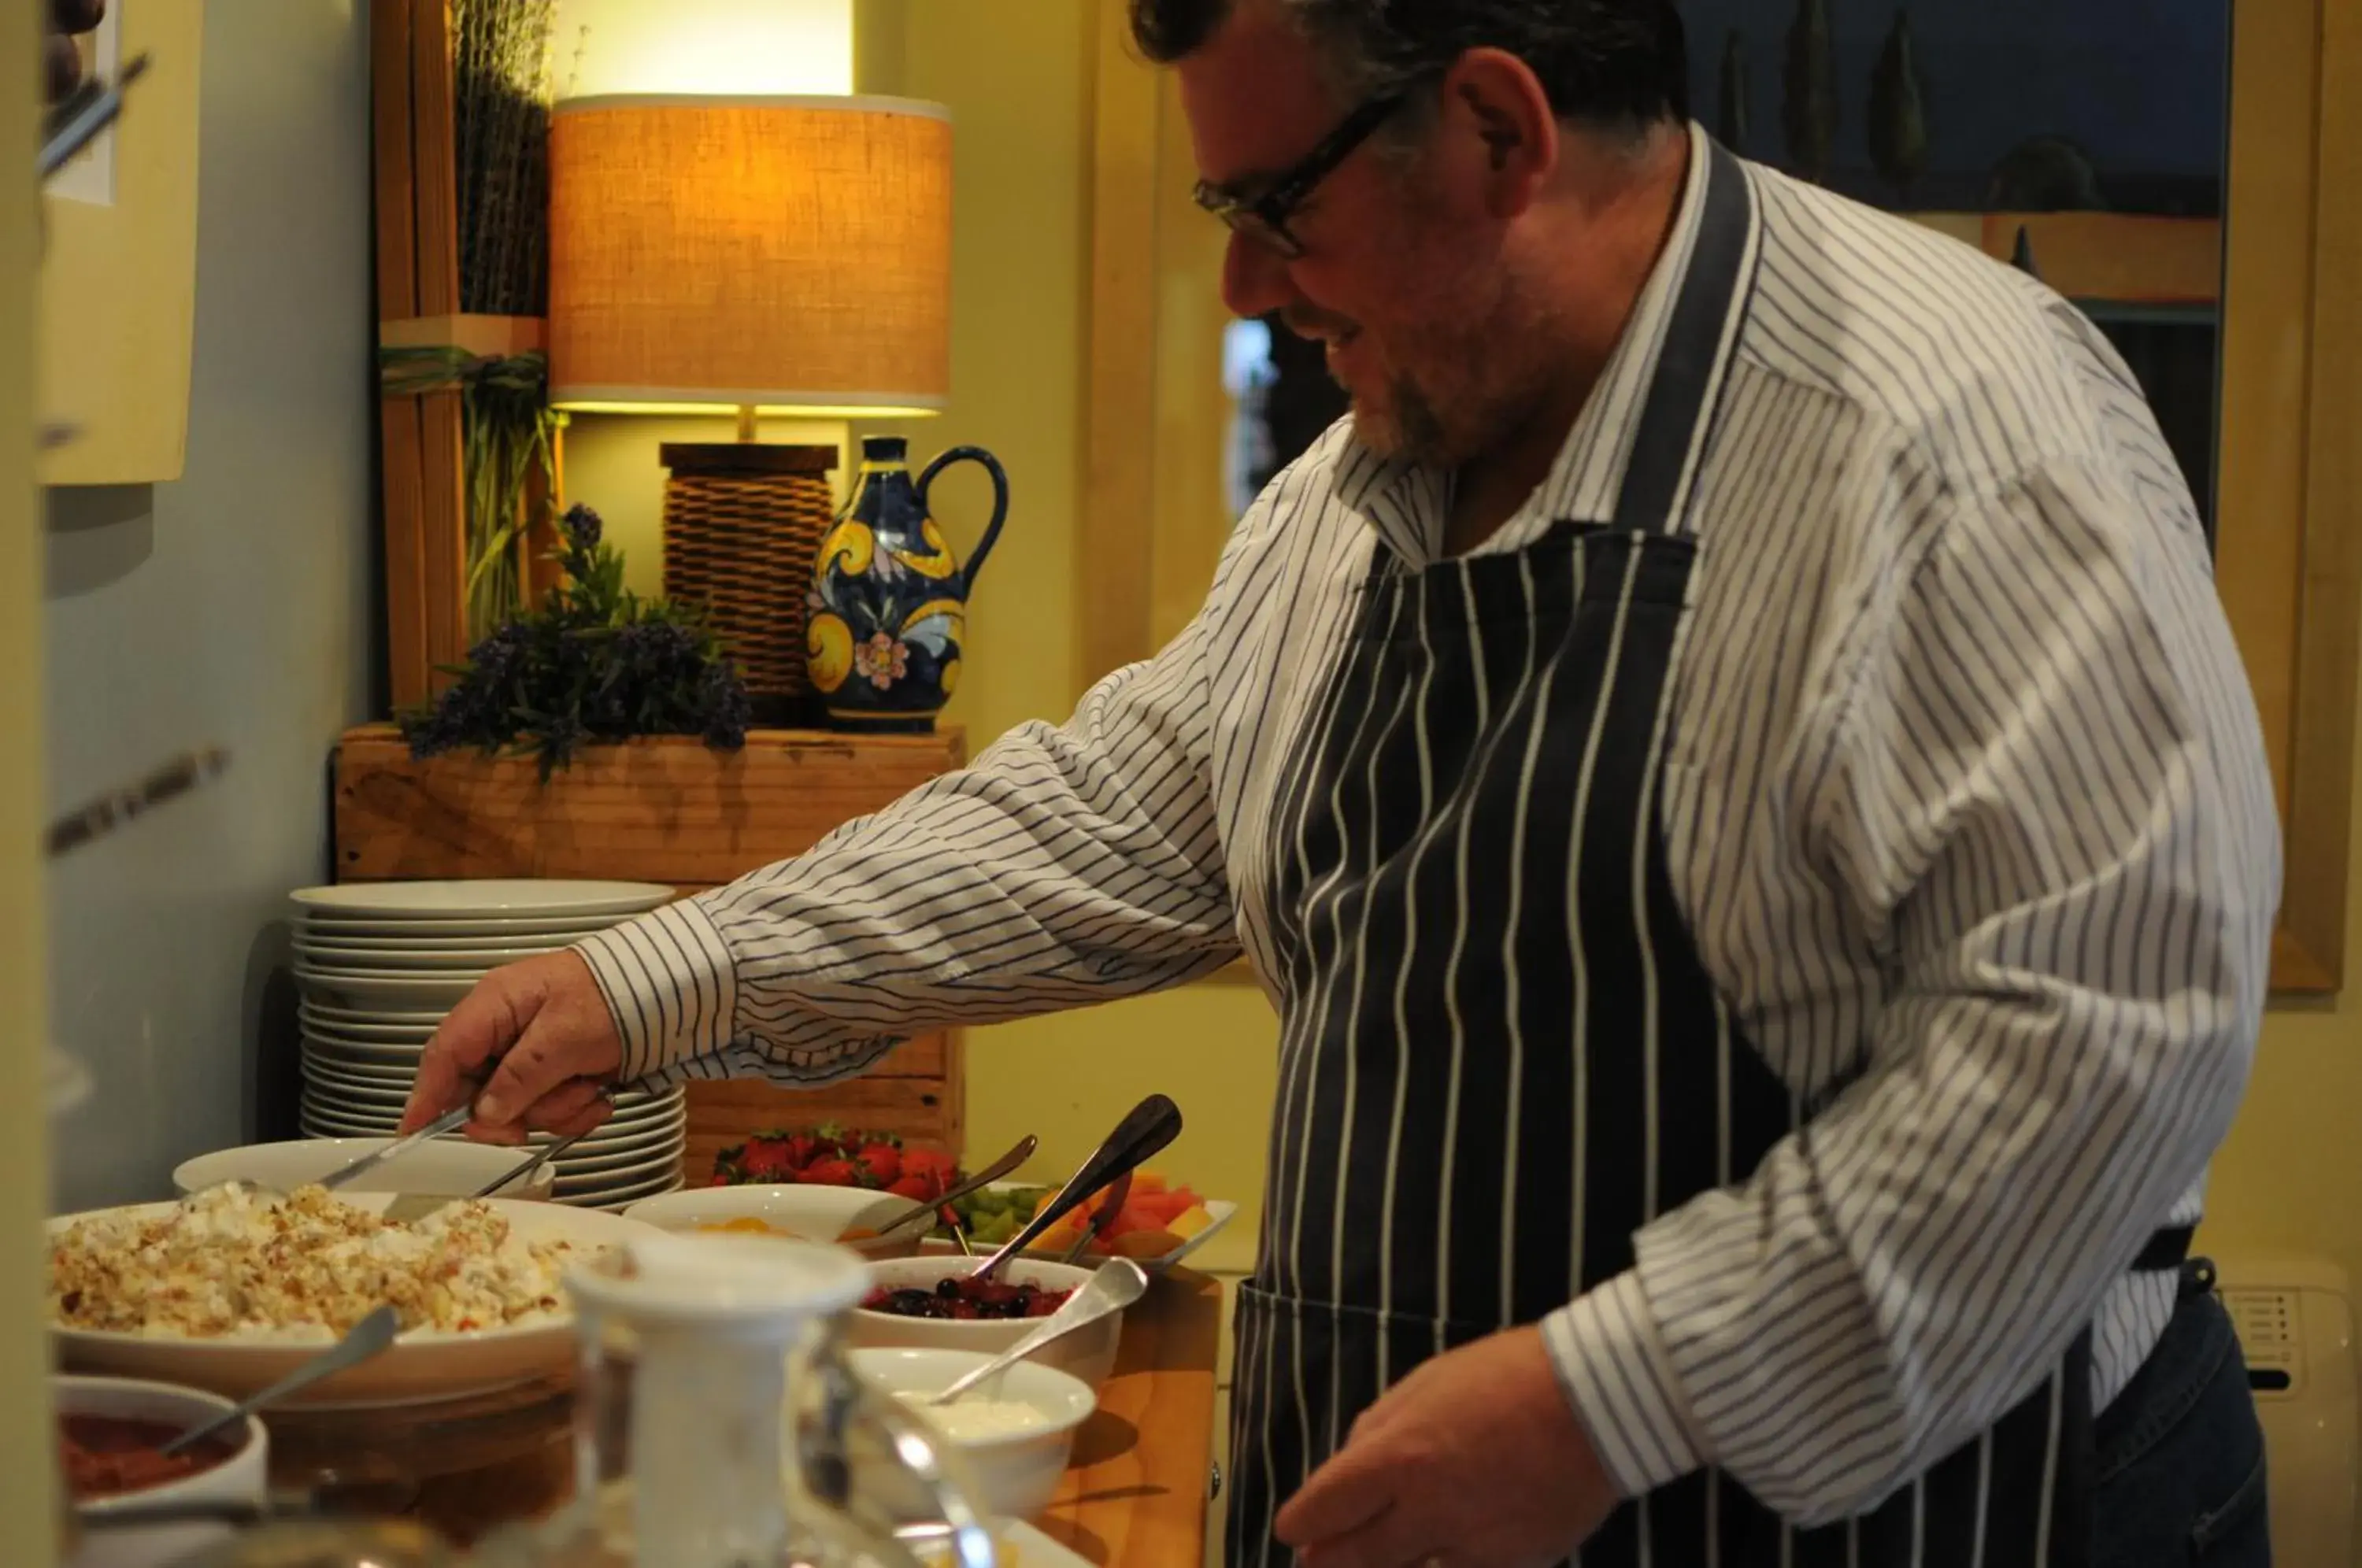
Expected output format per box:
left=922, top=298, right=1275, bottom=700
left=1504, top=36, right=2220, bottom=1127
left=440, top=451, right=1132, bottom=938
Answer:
left=402, top=2, right=2280, bottom=1563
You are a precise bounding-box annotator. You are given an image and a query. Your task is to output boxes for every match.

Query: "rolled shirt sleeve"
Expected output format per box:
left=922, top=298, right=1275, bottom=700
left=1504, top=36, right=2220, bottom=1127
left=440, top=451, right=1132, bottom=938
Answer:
left=1542, top=453, right=2279, bottom=1521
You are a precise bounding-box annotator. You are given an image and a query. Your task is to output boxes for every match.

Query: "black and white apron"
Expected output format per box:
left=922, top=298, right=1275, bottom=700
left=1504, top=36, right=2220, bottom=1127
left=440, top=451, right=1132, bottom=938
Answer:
left=1227, top=141, right=2195, bottom=1568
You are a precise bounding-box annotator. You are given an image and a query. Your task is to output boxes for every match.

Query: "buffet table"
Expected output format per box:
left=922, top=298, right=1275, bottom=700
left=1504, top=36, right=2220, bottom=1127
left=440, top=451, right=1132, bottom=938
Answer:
left=266, top=1268, right=1225, bottom=1566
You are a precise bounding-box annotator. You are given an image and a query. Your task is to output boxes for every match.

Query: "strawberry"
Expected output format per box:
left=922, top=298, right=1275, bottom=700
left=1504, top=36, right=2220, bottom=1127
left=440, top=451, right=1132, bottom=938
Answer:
left=802, top=1157, right=860, bottom=1187
left=902, top=1147, right=954, bottom=1185
left=857, top=1143, right=903, bottom=1185
left=733, top=1142, right=802, bottom=1183
left=887, top=1173, right=936, bottom=1202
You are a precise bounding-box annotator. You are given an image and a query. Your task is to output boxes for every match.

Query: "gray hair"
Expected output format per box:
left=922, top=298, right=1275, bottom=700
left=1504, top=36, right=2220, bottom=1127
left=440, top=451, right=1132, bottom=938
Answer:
left=1128, top=0, right=1689, bottom=135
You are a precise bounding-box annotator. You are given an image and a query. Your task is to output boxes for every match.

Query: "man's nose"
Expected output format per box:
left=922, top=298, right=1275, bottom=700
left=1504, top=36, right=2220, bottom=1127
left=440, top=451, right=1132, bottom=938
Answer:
left=1222, top=231, right=1296, bottom=320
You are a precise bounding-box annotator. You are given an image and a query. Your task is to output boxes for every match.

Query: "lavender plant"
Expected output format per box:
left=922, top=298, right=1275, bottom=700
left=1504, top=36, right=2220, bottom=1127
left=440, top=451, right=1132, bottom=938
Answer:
left=402, top=505, right=753, bottom=779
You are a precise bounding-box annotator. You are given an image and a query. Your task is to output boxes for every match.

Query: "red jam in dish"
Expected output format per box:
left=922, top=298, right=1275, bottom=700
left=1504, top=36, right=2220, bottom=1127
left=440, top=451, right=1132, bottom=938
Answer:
left=863, top=1274, right=1074, bottom=1320
left=59, top=1413, right=238, bottom=1501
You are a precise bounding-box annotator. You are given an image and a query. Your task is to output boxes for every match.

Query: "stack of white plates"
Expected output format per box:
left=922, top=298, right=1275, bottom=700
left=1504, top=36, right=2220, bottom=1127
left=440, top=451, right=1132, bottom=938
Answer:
left=287, top=878, right=690, bottom=1210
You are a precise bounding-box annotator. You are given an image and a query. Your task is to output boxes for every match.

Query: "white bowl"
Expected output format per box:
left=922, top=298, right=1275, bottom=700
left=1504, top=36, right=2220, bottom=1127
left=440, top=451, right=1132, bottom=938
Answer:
left=626, top=1184, right=925, bottom=1261
left=55, top=1374, right=268, bottom=1568
left=49, top=1196, right=661, bottom=1407
left=845, top=1348, right=1095, bottom=1523
left=848, top=1259, right=1120, bottom=1390
left=170, top=1138, right=557, bottom=1202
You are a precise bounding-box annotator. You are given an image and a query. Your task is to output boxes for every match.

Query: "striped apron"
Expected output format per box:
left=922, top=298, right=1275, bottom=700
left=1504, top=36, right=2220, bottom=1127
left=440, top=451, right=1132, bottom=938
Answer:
left=1227, top=141, right=2194, bottom=1568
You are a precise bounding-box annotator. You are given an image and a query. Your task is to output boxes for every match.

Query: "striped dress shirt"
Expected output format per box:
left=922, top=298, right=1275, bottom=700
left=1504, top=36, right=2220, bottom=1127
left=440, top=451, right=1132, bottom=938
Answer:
left=577, top=127, right=2281, bottom=1525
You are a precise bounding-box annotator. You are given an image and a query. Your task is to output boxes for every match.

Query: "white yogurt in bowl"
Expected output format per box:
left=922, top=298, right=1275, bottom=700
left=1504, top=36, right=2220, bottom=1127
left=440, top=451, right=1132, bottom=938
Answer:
left=845, top=1347, right=1097, bottom=1522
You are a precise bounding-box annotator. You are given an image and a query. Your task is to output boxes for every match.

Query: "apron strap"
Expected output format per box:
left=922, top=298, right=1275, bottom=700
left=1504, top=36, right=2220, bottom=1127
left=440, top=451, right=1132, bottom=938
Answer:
left=1609, top=136, right=1763, bottom=539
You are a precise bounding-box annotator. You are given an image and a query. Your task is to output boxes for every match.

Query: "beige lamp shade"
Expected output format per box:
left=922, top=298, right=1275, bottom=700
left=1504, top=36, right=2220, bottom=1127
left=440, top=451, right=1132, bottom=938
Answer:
left=548, top=94, right=952, bottom=416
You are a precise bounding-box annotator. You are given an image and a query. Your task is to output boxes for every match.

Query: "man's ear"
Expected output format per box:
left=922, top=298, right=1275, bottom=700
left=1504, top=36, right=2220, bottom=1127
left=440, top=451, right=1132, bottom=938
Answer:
left=1437, top=46, right=1560, bottom=220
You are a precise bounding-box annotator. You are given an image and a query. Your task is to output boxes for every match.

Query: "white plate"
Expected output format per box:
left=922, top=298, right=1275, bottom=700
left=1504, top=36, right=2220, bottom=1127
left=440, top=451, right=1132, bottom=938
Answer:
left=294, top=942, right=563, bottom=972
left=297, top=1055, right=417, bottom=1087
left=300, top=1000, right=450, bottom=1028
left=577, top=1176, right=686, bottom=1211
left=294, top=927, right=609, bottom=952
left=300, top=1078, right=412, bottom=1109
left=554, top=1149, right=682, bottom=1193
left=557, top=1133, right=690, bottom=1171
left=301, top=1104, right=690, bottom=1145
left=47, top=1195, right=663, bottom=1408
left=294, top=969, right=479, bottom=1008
left=565, top=1169, right=686, bottom=1208
left=300, top=1037, right=429, bottom=1067
left=291, top=880, right=673, bottom=920
left=299, top=912, right=639, bottom=939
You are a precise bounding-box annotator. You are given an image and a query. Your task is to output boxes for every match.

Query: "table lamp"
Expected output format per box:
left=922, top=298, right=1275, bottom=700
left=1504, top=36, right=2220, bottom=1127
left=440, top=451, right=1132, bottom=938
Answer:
left=547, top=94, right=952, bottom=721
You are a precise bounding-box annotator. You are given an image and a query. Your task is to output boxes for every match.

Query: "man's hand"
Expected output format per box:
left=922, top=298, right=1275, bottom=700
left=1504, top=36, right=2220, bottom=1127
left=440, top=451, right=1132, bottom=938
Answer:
left=1277, top=1326, right=1623, bottom=1568
left=45, top=0, right=106, bottom=105
left=398, top=951, right=626, bottom=1144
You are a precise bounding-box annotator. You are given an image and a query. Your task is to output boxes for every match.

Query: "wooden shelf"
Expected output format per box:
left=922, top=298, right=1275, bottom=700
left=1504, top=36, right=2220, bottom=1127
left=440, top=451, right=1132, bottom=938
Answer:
left=329, top=723, right=971, bottom=1153
left=379, top=313, right=548, bottom=359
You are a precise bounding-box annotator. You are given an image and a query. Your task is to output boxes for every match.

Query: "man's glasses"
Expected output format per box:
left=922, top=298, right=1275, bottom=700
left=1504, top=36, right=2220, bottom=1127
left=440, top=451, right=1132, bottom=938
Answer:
left=1192, top=88, right=1418, bottom=259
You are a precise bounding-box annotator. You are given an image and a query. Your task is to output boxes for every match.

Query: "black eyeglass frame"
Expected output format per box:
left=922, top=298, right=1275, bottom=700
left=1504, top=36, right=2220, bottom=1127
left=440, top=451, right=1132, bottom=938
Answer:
left=1190, top=87, right=1420, bottom=257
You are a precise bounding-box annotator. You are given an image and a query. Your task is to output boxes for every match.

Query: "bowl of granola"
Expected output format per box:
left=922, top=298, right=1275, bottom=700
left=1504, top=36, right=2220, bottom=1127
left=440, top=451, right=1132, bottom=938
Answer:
left=46, top=1185, right=663, bottom=1408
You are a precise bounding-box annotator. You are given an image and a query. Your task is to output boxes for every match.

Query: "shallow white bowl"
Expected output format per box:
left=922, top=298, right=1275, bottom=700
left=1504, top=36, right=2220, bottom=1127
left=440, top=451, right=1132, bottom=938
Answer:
left=848, top=1259, right=1120, bottom=1390
left=846, top=1347, right=1096, bottom=1523
left=48, top=1196, right=661, bottom=1407
left=171, top=1137, right=558, bottom=1202
left=627, top=1184, right=925, bottom=1261
left=55, top=1374, right=268, bottom=1568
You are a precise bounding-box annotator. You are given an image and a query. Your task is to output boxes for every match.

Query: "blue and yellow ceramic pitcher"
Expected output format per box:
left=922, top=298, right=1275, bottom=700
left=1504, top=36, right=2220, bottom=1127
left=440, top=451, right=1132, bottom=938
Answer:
left=807, top=436, right=1009, bottom=730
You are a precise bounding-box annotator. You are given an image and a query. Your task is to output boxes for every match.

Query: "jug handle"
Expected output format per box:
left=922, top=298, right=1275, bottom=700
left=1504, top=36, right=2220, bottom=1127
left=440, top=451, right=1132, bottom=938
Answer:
left=916, top=446, right=1010, bottom=597
left=853, top=1383, right=1001, bottom=1568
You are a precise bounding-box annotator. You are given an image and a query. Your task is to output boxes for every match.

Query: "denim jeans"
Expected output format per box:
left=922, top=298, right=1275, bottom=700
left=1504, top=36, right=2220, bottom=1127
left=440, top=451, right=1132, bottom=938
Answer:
left=2091, top=1265, right=2273, bottom=1565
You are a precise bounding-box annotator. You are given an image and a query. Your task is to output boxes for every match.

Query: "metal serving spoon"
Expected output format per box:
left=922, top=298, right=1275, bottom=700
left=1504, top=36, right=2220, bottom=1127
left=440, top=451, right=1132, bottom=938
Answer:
left=157, top=1305, right=401, bottom=1458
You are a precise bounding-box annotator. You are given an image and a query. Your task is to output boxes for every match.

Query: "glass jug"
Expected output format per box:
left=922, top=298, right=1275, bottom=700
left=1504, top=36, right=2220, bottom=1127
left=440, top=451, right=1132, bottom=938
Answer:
left=472, top=1232, right=997, bottom=1568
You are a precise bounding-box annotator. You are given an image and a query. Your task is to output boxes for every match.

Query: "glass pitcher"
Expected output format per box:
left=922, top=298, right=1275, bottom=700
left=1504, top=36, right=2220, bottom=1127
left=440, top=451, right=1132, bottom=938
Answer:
left=472, top=1232, right=997, bottom=1568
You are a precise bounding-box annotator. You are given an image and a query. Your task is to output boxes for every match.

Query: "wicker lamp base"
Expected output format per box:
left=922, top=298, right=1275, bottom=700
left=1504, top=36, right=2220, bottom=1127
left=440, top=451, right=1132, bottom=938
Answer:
left=660, top=442, right=838, bottom=720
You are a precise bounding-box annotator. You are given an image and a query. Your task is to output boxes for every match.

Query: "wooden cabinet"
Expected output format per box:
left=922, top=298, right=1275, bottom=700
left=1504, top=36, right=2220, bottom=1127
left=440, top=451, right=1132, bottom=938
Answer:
left=330, top=724, right=968, bottom=1164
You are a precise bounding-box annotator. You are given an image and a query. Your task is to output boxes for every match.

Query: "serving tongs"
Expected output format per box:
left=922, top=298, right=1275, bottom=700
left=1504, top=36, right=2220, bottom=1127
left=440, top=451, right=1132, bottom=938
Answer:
left=969, top=1094, right=1182, bottom=1282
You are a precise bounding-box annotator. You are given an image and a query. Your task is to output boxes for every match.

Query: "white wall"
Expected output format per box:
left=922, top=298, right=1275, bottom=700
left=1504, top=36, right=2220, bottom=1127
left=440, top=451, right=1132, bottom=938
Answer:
left=42, top=0, right=374, bottom=1210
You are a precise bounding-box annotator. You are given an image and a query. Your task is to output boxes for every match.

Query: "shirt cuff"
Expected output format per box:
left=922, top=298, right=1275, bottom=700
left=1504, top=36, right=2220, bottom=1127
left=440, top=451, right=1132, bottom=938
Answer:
left=572, top=897, right=739, bottom=1081
left=1542, top=1270, right=1708, bottom=1500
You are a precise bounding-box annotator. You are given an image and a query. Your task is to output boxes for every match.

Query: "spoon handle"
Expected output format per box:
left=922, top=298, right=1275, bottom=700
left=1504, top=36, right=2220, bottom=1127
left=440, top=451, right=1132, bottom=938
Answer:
left=973, top=1096, right=1181, bottom=1281
left=1059, top=1173, right=1133, bottom=1265
left=871, top=1133, right=1039, bottom=1242
left=157, top=1304, right=402, bottom=1458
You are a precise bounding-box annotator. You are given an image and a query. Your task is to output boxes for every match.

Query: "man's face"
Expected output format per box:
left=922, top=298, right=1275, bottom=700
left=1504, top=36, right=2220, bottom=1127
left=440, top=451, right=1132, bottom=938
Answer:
left=1176, top=4, right=1551, bottom=466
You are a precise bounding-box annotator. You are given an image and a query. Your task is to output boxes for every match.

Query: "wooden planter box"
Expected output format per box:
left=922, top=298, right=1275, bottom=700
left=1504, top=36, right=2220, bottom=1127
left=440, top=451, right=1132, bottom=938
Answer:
left=331, top=724, right=969, bottom=1174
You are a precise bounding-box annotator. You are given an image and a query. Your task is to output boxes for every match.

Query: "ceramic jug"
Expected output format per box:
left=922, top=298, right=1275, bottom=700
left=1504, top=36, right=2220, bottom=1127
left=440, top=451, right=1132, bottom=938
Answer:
left=469, top=1232, right=997, bottom=1568
left=807, top=437, right=1009, bottom=731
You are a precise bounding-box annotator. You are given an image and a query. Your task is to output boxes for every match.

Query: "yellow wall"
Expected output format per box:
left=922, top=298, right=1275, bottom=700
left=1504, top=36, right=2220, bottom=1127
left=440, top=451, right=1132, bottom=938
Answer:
left=857, top=1, right=1279, bottom=1270
left=4, top=0, right=59, bottom=1555
left=2205, top=758, right=2362, bottom=1277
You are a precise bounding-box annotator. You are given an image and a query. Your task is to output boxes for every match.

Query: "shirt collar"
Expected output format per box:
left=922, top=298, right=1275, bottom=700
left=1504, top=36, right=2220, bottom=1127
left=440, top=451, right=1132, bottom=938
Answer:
left=1329, top=120, right=1723, bottom=564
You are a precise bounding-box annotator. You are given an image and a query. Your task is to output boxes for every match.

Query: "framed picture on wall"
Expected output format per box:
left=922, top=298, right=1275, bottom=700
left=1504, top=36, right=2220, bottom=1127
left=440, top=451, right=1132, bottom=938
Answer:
left=38, top=0, right=205, bottom=487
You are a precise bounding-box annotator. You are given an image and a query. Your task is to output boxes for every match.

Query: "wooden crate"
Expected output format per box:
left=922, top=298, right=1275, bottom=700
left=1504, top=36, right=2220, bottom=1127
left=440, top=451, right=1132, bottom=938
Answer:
left=330, top=725, right=970, bottom=1164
